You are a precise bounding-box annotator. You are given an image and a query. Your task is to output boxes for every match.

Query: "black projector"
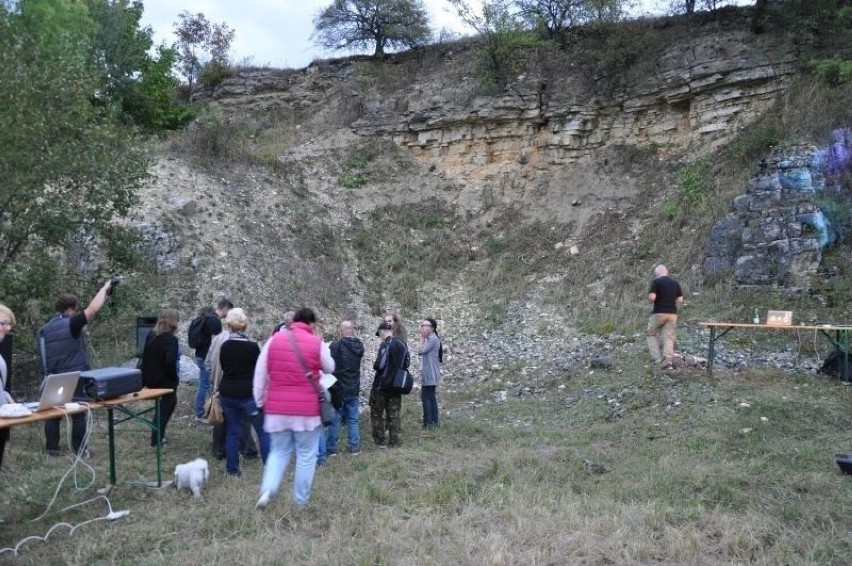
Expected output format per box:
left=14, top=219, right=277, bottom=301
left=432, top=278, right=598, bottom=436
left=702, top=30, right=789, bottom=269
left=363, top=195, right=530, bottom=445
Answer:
left=79, top=367, right=143, bottom=401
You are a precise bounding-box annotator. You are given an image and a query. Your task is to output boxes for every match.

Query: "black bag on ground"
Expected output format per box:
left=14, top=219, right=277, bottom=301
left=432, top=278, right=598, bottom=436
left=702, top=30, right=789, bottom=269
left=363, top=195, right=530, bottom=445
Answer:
left=820, top=349, right=852, bottom=381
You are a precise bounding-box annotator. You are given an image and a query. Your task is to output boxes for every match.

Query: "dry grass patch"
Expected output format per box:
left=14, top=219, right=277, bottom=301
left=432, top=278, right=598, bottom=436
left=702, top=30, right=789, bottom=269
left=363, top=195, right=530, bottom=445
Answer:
left=2, top=366, right=852, bottom=564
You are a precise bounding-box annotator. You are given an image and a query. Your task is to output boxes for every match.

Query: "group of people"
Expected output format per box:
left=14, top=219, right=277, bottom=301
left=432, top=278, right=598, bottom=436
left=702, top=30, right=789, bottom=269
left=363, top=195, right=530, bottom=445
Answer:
left=0, top=261, right=683, bottom=512
left=155, top=301, right=445, bottom=509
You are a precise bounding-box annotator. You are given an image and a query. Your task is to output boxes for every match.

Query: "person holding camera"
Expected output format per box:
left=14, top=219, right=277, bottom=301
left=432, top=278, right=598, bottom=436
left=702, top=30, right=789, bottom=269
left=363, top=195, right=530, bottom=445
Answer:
left=38, top=278, right=114, bottom=457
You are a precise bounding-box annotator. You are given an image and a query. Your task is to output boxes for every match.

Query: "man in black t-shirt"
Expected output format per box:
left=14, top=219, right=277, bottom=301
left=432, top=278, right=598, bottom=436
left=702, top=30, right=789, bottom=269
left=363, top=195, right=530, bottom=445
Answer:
left=38, top=279, right=113, bottom=456
left=647, top=264, right=684, bottom=369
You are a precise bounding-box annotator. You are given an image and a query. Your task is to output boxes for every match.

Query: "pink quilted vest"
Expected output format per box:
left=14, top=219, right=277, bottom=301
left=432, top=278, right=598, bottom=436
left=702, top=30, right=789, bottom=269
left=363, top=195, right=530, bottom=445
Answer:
left=264, top=322, right=322, bottom=416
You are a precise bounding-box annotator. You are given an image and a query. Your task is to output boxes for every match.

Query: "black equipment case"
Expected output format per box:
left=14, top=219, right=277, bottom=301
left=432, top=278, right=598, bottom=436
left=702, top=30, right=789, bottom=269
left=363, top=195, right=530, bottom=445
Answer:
left=79, top=367, right=143, bottom=401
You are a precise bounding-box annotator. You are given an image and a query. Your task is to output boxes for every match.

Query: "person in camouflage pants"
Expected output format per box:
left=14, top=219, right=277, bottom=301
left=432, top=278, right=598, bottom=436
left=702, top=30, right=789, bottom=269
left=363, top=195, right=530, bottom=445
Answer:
left=370, top=322, right=408, bottom=447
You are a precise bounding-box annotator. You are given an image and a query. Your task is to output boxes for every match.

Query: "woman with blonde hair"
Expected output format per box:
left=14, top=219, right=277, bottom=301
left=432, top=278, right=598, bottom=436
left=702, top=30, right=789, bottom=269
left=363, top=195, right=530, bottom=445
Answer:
left=0, top=303, right=16, bottom=468
left=218, top=308, right=269, bottom=477
left=139, top=309, right=180, bottom=447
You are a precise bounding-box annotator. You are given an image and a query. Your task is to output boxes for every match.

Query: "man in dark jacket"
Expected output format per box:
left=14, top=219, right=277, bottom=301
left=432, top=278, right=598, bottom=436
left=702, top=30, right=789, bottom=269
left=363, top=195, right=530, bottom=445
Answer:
left=38, top=279, right=114, bottom=456
left=370, top=321, right=409, bottom=447
left=193, top=298, right=230, bottom=420
left=327, top=321, right=364, bottom=454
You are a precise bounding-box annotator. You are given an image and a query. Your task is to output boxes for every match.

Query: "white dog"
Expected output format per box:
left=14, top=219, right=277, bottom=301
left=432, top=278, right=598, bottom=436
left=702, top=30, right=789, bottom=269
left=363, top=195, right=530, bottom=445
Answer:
left=174, top=458, right=209, bottom=498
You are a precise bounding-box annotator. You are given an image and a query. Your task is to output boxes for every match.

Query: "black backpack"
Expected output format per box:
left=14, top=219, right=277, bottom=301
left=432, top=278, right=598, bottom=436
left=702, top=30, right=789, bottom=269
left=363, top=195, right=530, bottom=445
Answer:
left=187, top=315, right=206, bottom=349
left=820, top=349, right=852, bottom=382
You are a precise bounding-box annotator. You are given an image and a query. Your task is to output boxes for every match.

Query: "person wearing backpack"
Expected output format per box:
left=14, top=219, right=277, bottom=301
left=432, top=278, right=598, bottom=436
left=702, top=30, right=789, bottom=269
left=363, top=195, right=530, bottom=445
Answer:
left=190, top=299, right=231, bottom=421
left=418, top=318, right=442, bottom=428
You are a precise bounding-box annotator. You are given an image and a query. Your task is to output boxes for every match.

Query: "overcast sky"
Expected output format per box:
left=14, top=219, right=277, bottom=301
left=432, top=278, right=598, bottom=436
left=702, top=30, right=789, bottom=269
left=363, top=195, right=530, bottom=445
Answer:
left=137, top=1, right=716, bottom=70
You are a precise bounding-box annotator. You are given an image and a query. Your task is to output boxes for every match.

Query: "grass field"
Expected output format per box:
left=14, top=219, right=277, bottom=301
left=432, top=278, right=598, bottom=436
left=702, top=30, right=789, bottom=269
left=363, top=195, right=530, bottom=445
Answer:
left=2, top=360, right=852, bottom=565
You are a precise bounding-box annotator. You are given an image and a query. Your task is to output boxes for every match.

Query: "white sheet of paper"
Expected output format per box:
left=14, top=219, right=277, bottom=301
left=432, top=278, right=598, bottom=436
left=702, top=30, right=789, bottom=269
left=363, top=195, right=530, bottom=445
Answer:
left=319, top=372, right=337, bottom=389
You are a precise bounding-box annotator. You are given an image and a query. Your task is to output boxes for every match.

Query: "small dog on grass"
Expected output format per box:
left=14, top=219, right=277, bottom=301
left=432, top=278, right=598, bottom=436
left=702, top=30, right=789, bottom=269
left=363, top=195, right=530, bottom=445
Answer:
left=174, top=458, right=209, bottom=498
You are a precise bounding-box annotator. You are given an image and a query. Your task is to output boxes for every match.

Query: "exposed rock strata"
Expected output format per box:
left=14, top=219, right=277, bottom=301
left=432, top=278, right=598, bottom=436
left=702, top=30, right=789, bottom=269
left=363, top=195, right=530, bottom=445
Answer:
left=196, top=29, right=798, bottom=184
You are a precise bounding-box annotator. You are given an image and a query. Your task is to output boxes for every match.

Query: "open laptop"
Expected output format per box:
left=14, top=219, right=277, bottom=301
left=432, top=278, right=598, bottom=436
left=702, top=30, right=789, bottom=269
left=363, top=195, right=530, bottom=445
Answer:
left=24, top=371, right=81, bottom=412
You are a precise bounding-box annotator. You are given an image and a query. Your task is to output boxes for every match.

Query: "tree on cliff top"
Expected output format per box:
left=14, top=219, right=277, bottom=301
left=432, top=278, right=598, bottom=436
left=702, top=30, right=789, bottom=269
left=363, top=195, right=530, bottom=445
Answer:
left=516, top=0, right=626, bottom=39
left=450, top=0, right=555, bottom=87
left=313, top=0, right=431, bottom=57
left=174, top=11, right=235, bottom=90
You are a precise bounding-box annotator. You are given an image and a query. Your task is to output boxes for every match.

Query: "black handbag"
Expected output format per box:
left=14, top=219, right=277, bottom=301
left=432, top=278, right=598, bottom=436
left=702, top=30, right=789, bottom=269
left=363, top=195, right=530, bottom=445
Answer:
left=287, top=331, right=335, bottom=426
left=390, top=368, right=413, bottom=395
left=385, top=341, right=413, bottom=395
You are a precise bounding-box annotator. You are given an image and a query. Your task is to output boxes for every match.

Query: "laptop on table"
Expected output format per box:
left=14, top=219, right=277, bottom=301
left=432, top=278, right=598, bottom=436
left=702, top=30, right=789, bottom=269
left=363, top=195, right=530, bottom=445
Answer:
left=25, top=371, right=81, bottom=412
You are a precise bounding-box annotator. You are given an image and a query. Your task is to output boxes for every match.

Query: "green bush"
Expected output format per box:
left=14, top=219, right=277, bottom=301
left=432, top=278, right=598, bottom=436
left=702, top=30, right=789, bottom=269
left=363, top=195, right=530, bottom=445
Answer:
left=173, top=106, right=250, bottom=162
left=677, top=157, right=712, bottom=206
left=726, top=125, right=783, bottom=166
left=119, top=45, right=195, bottom=132
left=662, top=199, right=679, bottom=221
left=475, top=29, right=555, bottom=88
left=337, top=153, right=370, bottom=188
left=810, top=57, right=852, bottom=86
left=199, top=60, right=233, bottom=87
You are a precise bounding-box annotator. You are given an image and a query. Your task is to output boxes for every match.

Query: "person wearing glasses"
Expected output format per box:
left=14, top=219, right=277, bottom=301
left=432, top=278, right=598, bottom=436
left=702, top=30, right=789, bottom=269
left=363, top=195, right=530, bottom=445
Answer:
left=0, top=303, right=16, bottom=468
left=418, top=318, right=442, bottom=428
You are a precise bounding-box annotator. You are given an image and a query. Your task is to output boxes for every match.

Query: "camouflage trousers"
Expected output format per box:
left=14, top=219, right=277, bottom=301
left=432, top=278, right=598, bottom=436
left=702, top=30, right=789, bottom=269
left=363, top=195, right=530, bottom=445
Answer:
left=369, top=389, right=402, bottom=447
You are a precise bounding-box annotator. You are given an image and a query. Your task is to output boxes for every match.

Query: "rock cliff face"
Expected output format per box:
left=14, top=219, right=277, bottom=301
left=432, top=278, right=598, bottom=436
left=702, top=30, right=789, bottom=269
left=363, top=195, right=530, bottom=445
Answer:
left=197, top=24, right=798, bottom=185
left=705, top=130, right=851, bottom=286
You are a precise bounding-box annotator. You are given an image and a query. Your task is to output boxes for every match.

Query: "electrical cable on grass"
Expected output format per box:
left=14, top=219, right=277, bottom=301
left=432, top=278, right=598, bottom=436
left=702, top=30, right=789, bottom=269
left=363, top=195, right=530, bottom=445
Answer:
left=0, top=404, right=131, bottom=558
left=31, top=405, right=96, bottom=523
left=0, top=496, right=129, bottom=558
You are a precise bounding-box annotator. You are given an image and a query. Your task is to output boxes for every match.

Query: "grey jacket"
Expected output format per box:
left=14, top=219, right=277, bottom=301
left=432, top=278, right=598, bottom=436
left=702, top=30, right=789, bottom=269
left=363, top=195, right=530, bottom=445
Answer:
left=418, top=333, right=441, bottom=386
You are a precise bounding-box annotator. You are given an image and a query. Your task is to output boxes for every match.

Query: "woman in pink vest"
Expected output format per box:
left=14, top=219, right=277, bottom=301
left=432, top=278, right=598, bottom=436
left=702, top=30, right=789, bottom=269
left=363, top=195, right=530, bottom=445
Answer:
left=253, top=307, right=334, bottom=509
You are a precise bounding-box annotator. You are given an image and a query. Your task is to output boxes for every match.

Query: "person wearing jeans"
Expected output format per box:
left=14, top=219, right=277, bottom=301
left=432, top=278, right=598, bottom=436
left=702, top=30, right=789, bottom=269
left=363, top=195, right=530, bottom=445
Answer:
left=259, top=427, right=321, bottom=507
left=326, top=321, right=364, bottom=454
left=220, top=396, right=269, bottom=476
left=253, top=308, right=335, bottom=509
left=327, top=396, right=360, bottom=455
left=217, top=308, right=268, bottom=476
left=418, top=318, right=441, bottom=428
left=206, top=303, right=258, bottom=460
